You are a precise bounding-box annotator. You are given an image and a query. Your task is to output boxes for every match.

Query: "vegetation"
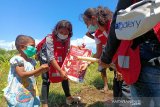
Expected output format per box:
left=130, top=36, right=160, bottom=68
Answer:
left=0, top=49, right=18, bottom=101
left=0, top=49, right=114, bottom=107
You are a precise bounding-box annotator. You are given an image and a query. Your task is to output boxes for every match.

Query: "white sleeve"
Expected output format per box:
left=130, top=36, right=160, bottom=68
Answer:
left=10, top=56, right=24, bottom=67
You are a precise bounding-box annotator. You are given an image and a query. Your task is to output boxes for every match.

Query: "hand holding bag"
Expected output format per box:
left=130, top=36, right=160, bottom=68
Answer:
left=115, top=0, right=160, bottom=40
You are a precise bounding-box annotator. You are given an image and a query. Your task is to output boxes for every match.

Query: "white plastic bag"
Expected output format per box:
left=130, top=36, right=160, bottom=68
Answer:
left=115, top=0, right=160, bottom=40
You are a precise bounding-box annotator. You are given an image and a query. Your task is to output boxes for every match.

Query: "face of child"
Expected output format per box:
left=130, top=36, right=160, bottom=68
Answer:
left=83, top=16, right=98, bottom=34
left=57, top=28, right=69, bottom=40
left=83, top=16, right=97, bottom=27
left=21, top=39, right=36, bottom=58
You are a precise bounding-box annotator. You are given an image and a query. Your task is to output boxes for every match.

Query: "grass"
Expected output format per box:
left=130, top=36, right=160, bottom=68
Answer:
left=0, top=56, right=114, bottom=107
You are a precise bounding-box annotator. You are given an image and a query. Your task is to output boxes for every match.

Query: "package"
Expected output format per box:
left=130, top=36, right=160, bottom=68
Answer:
left=61, top=45, right=92, bottom=83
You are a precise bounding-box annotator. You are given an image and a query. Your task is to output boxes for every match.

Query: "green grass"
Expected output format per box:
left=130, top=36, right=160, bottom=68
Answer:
left=0, top=52, right=114, bottom=107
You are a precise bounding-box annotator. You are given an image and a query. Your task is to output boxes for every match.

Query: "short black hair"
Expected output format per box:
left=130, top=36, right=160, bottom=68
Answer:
left=83, top=8, right=96, bottom=19
left=15, top=35, right=34, bottom=50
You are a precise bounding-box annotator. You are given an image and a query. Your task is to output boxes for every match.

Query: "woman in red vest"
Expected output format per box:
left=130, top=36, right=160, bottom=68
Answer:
left=37, top=20, right=81, bottom=107
left=83, top=6, right=132, bottom=106
left=82, top=6, right=112, bottom=93
left=100, top=0, right=160, bottom=106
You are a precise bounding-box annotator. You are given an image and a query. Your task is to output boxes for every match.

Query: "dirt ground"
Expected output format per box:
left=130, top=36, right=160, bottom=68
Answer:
left=62, top=87, right=113, bottom=107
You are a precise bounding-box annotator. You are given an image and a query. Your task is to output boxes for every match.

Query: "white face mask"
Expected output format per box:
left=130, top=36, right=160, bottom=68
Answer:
left=57, top=33, right=68, bottom=40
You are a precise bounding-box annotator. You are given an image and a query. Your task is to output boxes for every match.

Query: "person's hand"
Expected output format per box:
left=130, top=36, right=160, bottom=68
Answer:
left=99, top=60, right=110, bottom=68
left=109, top=63, right=117, bottom=71
left=85, top=32, right=95, bottom=39
left=78, top=46, right=84, bottom=50
left=116, top=71, right=123, bottom=81
left=60, top=70, right=68, bottom=80
left=78, top=43, right=86, bottom=49
left=79, top=63, right=89, bottom=72
left=39, top=64, right=49, bottom=73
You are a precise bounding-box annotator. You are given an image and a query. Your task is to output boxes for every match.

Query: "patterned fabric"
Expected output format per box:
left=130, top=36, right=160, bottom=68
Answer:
left=3, top=56, right=40, bottom=107
left=46, top=36, right=55, bottom=62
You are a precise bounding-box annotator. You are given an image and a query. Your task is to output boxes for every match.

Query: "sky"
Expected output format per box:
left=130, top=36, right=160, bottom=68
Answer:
left=0, top=0, right=118, bottom=51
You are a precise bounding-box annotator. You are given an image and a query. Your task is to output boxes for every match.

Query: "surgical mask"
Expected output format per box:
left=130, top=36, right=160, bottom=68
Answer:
left=23, top=45, right=37, bottom=58
left=57, top=33, right=68, bottom=40
left=88, top=25, right=98, bottom=34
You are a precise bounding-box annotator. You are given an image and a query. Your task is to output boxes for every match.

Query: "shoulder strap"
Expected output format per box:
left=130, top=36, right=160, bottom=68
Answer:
left=36, top=34, right=53, bottom=53
left=36, top=37, right=46, bottom=52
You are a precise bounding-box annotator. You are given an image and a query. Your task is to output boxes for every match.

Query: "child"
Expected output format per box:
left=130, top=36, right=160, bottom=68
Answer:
left=37, top=20, right=81, bottom=107
left=82, top=6, right=113, bottom=93
left=3, top=35, right=49, bottom=107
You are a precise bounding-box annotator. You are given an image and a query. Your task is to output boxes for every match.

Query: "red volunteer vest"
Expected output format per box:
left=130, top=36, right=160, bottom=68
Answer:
left=37, top=34, right=70, bottom=83
left=116, top=12, right=160, bottom=85
left=95, top=21, right=118, bottom=62
left=116, top=0, right=160, bottom=85
left=95, top=21, right=111, bottom=45
left=49, top=35, right=69, bottom=83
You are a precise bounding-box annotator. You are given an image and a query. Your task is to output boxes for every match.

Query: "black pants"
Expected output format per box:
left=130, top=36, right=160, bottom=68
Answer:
left=41, top=72, right=71, bottom=104
left=113, top=71, right=131, bottom=99
left=113, top=77, right=123, bottom=97
left=112, top=71, right=132, bottom=107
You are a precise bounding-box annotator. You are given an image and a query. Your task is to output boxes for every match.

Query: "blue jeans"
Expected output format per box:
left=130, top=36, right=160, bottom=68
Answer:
left=130, top=65, right=160, bottom=107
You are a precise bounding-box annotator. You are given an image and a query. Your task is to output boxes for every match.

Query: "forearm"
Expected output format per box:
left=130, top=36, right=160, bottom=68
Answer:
left=34, top=71, right=42, bottom=77
left=93, top=51, right=102, bottom=59
left=93, top=53, right=101, bottom=59
left=16, top=67, right=42, bottom=78
left=86, top=32, right=94, bottom=39
left=93, top=43, right=103, bottom=58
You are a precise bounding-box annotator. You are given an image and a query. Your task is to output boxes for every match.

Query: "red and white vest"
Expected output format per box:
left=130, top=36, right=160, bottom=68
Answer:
left=95, top=21, right=111, bottom=45
left=37, top=34, right=70, bottom=83
left=95, top=21, right=118, bottom=62
left=116, top=23, right=160, bottom=85
left=115, top=0, right=160, bottom=85
left=49, top=34, right=70, bottom=83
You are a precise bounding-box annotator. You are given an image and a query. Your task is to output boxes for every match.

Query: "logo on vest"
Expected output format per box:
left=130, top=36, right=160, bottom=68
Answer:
left=57, top=56, right=62, bottom=62
left=115, top=20, right=141, bottom=30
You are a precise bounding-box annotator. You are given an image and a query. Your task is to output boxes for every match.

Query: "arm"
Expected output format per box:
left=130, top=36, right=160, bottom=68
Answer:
left=93, top=43, right=103, bottom=58
left=101, top=0, right=132, bottom=64
left=34, top=70, right=41, bottom=77
left=86, top=32, right=95, bottom=39
left=15, top=64, right=48, bottom=78
left=34, top=66, right=46, bottom=77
